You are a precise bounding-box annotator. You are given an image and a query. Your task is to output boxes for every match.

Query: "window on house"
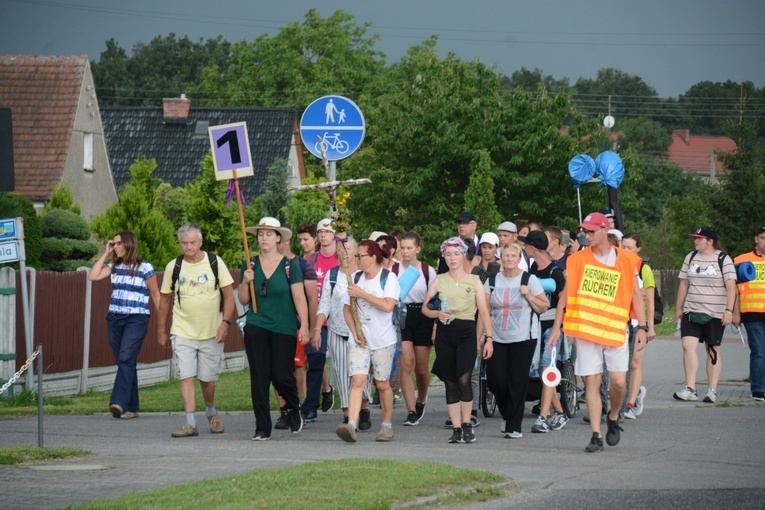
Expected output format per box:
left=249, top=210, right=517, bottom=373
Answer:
left=84, top=133, right=94, bottom=171
left=194, top=120, right=209, bottom=138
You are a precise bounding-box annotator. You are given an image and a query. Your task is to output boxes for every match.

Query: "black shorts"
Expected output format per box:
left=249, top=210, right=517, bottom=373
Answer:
left=680, top=313, right=724, bottom=347
left=401, top=303, right=435, bottom=347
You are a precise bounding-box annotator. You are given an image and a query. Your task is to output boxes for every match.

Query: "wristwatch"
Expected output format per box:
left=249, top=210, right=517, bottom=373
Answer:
left=637, top=325, right=649, bottom=332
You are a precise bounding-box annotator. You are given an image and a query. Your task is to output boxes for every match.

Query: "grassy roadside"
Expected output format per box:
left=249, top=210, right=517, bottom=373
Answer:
left=0, top=446, right=89, bottom=465
left=71, top=458, right=509, bottom=510
left=0, top=369, right=260, bottom=417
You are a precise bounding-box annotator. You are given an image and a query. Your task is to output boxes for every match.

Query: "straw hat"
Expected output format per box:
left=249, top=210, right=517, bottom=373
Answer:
left=245, top=217, right=292, bottom=240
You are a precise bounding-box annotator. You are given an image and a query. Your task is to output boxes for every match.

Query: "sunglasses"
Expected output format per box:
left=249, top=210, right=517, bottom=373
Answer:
left=579, top=229, right=599, bottom=237
left=260, top=279, right=269, bottom=297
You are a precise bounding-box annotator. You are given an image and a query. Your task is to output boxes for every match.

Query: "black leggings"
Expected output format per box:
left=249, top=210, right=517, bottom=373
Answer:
left=434, top=319, right=476, bottom=405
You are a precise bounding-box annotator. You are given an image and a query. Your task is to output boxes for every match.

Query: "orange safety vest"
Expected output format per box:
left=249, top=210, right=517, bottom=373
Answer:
left=564, top=248, right=641, bottom=347
left=734, top=251, right=765, bottom=314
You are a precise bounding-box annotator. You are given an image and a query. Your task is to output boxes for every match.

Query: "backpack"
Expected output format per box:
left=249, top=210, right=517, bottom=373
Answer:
left=640, top=260, right=664, bottom=325
left=170, top=252, right=222, bottom=311
left=687, top=250, right=728, bottom=273
left=354, top=268, right=406, bottom=329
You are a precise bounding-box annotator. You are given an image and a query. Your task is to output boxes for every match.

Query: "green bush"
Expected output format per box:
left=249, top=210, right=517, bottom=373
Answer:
left=40, top=209, right=90, bottom=240
left=44, top=259, right=93, bottom=272
left=40, top=238, right=99, bottom=261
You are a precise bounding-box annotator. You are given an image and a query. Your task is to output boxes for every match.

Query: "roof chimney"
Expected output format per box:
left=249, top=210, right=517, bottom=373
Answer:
left=163, top=94, right=190, bottom=121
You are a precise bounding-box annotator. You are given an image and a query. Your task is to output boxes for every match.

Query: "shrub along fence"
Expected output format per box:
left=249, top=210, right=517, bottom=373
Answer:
left=3, top=267, right=246, bottom=397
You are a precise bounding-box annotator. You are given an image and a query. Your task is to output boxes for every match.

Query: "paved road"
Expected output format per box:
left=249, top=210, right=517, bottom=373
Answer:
left=1, top=335, right=763, bottom=509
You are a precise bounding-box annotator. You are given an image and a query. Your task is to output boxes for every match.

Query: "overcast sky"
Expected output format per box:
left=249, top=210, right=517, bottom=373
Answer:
left=1, top=0, right=763, bottom=97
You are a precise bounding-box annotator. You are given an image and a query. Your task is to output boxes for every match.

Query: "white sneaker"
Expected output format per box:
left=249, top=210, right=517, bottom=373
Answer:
left=673, top=386, right=698, bottom=401
left=622, top=407, right=636, bottom=420
left=703, top=388, right=717, bottom=403
left=634, top=386, right=647, bottom=416
left=505, top=431, right=523, bottom=439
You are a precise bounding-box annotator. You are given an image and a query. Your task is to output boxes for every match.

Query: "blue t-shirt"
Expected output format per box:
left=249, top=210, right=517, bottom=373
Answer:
left=107, top=261, right=155, bottom=315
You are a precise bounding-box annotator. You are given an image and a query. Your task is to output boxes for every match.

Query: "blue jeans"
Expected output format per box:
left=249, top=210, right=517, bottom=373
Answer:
left=302, top=326, right=328, bottom=412
left=106, top=313, right=149, bottom=413
left=744, top=321, right=765, bottom=393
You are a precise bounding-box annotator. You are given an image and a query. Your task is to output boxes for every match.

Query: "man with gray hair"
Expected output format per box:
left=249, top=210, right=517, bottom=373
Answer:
left=158, top=223, right=235, bottom=438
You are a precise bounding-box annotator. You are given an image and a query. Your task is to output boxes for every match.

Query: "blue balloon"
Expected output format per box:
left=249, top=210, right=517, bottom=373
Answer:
left=568, top=154, right=596, bottom=188
left=595, top=150, right=625, bottom=188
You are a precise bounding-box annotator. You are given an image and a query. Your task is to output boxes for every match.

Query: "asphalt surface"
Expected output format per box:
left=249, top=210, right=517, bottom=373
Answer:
left=1, top=334, right=763, bottom=509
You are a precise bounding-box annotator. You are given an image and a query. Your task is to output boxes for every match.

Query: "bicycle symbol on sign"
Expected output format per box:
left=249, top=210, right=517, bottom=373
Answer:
left=315, top=132, right=350, bottom=155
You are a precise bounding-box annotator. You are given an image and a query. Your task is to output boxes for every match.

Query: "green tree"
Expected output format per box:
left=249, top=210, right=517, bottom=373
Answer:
left=91, top=157, right=179, bottom=268
left=93, top=34, right=232, bottom=106
left=257, top=158, right=292, bottom=223
left=43, top=183, right=81, bottom=215
left=710, top=119, right=765, bottom=256
left=463, top=149, right=501, bottom=232
left=182, top=154, right=243, bottom=269
left=572, top=68, right=660, bottom=121
left=679, top=80, right=765, bottom=138
left=194, top=9, right=385, bottom=109
left=0, top=193, right=42, bottom=268
left=500, top=67, right=568, bottom=95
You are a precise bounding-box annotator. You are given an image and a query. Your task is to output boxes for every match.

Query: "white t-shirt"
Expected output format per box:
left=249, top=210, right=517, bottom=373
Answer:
left=343, top=269, right=400, bottom=350
left=401, top=263, right=436, bottom=304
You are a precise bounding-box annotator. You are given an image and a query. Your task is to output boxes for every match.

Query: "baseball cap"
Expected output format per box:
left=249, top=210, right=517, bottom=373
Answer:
left=456, top=211, right=477, bottom=223
left=368, top=231, right=387, bottom=241
left=599, top=208, right=615, bottom=219
left=690, top=226, right=718, bottom=241
left=757, top=226, right=765, bottom=236
left=479, top=232, right=499, bottom=247
left=497, top=221, right=518, bottom=233
left=578, top=212, right=609, bottom=231
left=316, top=218, right=335, bottom=233
left=608, top=229, right=623, bottom=241
left=518, top=230, right=549, bottom=250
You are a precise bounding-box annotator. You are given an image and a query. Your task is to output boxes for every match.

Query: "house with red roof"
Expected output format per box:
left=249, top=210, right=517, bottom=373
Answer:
left=667, top=129, right=737, bottom=182
left=0, top=55, right=118, bottom=217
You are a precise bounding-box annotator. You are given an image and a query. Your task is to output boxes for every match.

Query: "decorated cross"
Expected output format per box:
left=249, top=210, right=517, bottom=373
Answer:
left=289, top=136, right=371, bottom=344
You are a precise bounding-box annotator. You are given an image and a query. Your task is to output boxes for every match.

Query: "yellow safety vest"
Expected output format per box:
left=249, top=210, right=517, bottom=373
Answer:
left=734, top=251, right=765, bottom=314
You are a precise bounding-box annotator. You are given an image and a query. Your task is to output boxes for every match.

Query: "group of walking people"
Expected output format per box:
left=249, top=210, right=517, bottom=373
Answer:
left=91, top=210, right=764, bottom=452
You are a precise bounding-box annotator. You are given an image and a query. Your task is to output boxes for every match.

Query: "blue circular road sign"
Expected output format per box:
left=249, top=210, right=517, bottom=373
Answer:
left=300, top=95, right=365, bottom=161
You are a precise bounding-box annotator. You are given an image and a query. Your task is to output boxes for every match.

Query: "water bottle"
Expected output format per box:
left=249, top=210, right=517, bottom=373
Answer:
left=441, top=296, right=453, bottom=325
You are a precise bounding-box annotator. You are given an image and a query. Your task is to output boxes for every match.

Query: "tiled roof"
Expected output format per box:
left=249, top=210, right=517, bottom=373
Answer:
left=668, top=130, right=737, bottom=174
left=0, top=55, right=87, bottom=200
left=100, top=106, right=297, bottom=200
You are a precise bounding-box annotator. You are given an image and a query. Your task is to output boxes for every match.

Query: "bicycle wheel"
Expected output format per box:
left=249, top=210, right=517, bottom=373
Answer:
left=336, top=140, right=350, bottom=154
left=314, top=140, right=328, bottom=155
left=480, top=363, right=497, bottom=417
left=558, top=360, right=578, bottom=418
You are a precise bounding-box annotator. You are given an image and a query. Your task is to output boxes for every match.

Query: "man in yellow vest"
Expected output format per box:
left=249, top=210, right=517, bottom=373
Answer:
left=549, top=212, right=648, bottom=453
left=733, top=226, right=765, bottom=402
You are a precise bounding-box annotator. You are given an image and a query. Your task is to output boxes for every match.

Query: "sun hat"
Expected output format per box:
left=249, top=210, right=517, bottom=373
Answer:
left=245, top=217, right=292, bottom=240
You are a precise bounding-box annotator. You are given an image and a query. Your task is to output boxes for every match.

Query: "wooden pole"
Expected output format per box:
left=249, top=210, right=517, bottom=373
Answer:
left=233, top=169, right=257, bottom=313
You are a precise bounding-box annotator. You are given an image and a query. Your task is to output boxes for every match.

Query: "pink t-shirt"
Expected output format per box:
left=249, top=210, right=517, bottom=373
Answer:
left=312, top=251, right=339, bottom=298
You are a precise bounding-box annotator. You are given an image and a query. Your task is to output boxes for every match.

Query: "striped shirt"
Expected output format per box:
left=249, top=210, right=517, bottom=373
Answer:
left=679, top=251, right=736, bottom=319
left=107, top=261, right=155, bottom=315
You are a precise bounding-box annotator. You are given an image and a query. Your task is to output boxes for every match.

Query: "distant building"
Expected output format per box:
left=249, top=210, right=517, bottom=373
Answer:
left=0, top=55, right=118, bottom=217
left=667, top=130, right=736, bottom=183
left=101, top=96, right=305, bottom=201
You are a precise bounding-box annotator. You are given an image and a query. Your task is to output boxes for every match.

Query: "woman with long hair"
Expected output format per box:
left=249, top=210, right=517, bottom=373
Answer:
left=422, top=237, right=493, bottom=444
left=397, top=232, right=436, bottom=425
left=621, top=232, right=656, bottom=419
left=674, top=227, right=737, bottom=403
left=240, top=217, right=311, bottom=440
left=337, top=240, right=401, bottom=443
left=89, top=231, right=160, bottom=419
